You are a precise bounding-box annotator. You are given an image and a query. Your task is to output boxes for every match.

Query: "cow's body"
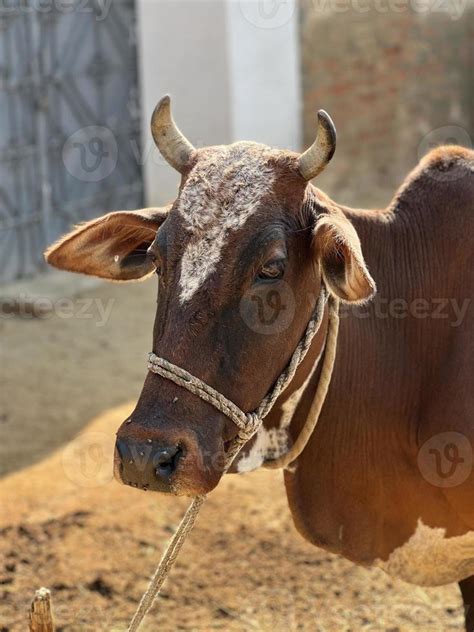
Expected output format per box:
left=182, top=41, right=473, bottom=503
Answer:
left=45, top=96, right=474, bottom=627
left=238, top=146, right=474, bottom=587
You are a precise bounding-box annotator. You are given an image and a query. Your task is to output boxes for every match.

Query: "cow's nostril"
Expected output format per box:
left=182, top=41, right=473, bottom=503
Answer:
left=116, top=438, right=183, bottom=492
left=154, top=445, right=182, bottom=478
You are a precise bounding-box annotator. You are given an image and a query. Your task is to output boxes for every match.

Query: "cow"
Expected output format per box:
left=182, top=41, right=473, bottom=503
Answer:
left=45, top=96, right=474, bottom=629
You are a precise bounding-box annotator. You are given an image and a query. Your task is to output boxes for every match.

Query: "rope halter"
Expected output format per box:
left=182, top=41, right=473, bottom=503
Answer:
left=147, top=285, right=330, bottom=454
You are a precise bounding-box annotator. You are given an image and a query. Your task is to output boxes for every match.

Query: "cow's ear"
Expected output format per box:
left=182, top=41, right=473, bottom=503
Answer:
left=313, top=213, right=376, bottom=303
left=44, top=207, right=170, bottom=281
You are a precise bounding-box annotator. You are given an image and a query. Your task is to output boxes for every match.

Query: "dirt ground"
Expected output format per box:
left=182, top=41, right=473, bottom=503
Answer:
left=0, top=276, right=157, bottom=477
left=0, top=279, right=466, bottom=631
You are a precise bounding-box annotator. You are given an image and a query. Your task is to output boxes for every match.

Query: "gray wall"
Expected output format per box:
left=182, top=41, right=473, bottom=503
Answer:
left=0, top=0, right=143, bottom=282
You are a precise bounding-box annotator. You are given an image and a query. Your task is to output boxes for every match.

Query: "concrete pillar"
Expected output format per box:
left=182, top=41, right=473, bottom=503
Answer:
left=226, top=1, right=301, bottom=149
left=136, top=0, right=301, bottom=206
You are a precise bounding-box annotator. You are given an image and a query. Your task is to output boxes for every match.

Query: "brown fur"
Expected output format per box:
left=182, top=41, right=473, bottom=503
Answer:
left=285, top=145, right=474, bottom=561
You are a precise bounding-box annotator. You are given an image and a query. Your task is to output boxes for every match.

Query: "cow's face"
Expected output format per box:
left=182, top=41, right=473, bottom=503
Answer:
left=46, top=97, right=375, bottom=496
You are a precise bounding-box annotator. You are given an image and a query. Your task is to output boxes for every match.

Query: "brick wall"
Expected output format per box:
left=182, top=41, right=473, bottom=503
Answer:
left=300, top=3, right=474, bottom=207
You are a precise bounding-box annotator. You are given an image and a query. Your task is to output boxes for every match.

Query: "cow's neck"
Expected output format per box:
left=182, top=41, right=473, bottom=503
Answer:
left=283, top=187, right=474, bottom=568
left=281, top=193, right=416, bottom=564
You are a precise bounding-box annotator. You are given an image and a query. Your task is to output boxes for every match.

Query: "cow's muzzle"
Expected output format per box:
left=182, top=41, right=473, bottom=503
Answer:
left=114, top=437, right=183, bottom=492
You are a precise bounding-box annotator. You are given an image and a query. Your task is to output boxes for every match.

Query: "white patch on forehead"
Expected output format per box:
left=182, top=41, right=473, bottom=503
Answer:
left=177, top=143, right=276, bottom=303
left=236, top=345, right=325, bottom=473
left=376, top=519, right=474, bottom=586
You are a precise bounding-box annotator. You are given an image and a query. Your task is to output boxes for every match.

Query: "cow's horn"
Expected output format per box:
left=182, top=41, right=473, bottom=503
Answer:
left=151, top=95, right=195, bottom=173
left=298, top=110, right=336, bottom=181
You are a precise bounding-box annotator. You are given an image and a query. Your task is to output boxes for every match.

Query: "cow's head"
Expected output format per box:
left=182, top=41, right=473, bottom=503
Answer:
left=46, top=96, right=375, bottom=495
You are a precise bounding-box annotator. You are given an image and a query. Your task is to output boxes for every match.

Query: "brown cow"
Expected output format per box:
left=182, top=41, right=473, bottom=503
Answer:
left=46, top=96, right=474, bottom=629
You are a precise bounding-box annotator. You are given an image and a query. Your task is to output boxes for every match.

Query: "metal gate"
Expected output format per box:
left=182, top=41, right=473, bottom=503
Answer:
left=0, top=0, right=143, bottom=283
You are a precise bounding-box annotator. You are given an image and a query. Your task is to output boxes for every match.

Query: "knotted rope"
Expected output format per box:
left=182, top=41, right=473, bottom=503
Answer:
left=263, top=296, right=340, bottom=469
left=127, top=289, right=339, bottom=632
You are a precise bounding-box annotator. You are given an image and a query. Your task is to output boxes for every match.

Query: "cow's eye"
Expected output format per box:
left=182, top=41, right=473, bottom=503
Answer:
left=256, top=258, right=286, bottom=282
left=147, top=248, right=163, bottom=276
